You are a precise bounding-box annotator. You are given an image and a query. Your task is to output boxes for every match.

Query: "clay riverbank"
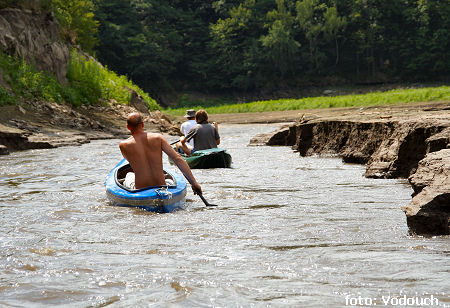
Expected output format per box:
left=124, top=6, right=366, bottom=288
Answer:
left=0, top=99, right=181, bottom=155
left=242, top=101, right=450, bottom=236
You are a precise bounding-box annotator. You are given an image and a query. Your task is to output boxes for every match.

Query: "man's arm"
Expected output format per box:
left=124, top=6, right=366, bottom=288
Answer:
left=185, top=128, right=196, bottom=143
left=161, top=136, right=202, bottom=195
left=178, top=136, right=192, bottom=156
left=119, top=142, right=129, bottom=161
left=213, top=123, right=220, bottom=145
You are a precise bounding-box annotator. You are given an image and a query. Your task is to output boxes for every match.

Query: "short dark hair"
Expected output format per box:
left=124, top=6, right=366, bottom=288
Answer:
left=127, top=112, right=143, bottom=129
left=195, top=109, right=208, bottom=124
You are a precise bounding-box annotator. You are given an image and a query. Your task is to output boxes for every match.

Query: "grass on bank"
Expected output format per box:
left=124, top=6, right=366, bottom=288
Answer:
left=0, top=50, right=159, bottom=110
left=164, top=86, right=450, bottom=116
left=0, top=51, right=62, bottom=105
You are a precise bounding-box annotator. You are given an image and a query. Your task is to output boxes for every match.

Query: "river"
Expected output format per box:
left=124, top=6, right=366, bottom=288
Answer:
left=0, top=124, right=448, bottom=307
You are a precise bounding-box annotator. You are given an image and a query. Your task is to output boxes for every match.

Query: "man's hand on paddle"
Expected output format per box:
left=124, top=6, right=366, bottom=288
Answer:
left=191, top=182, right=202, bottom=195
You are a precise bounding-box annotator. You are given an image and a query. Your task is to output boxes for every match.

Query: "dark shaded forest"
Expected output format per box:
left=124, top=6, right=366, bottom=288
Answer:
left=3, top=0, right=448, bottom=105
left=92, top=0, right=449, bottom=103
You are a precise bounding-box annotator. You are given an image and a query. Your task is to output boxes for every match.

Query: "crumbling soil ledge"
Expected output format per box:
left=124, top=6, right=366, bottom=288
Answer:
left=0, top=100, right=181, bottom=155
left=247, top=101, right=450, bottom=236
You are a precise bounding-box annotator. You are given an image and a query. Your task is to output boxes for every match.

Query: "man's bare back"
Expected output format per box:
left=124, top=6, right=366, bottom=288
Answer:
left=119, top=112, right=202, bottom=194
left=119, top=132, right=166, bottom=189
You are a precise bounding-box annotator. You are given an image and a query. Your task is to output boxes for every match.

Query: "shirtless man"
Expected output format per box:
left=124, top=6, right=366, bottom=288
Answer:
left=119, top=112, right=202, bottom=195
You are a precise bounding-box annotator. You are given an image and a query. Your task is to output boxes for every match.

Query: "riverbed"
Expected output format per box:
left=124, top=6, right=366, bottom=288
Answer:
left=0, top=124, right=448, bottom=307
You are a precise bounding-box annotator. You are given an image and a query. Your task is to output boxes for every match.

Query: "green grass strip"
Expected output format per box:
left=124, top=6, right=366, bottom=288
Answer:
left=164, top=86, right=450, bottom=116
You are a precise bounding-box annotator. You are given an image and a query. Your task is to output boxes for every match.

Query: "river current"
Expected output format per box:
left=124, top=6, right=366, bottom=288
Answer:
left=0, top=124, right=449, bottom=307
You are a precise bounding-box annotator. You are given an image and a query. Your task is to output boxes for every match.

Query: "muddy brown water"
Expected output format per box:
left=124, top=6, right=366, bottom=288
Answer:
left=0, top=124, right=449, bottom=307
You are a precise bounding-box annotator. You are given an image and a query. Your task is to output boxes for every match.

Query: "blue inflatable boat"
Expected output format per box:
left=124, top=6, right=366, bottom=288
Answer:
left=105, top=159, right=187, bottom=213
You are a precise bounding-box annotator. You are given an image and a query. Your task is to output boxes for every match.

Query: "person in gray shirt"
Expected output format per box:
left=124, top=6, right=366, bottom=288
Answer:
left=179, top=109, right=220, bottom=155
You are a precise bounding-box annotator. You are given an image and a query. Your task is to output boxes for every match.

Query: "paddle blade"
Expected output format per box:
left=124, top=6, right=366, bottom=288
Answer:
left=198, top=194, right=218, bottom=207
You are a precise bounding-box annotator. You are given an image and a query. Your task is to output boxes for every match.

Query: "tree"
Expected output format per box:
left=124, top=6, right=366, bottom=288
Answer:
left=398, top=0, right=450, bottom=78
left=210, top=0, right=262, bottom=89
left=52, top=0, right=99, bottom=52
left=347, top=0, right=384, bottom=77
left=296, top=0, right=327, bottom=71
left=323, top=5, right=346, bottom=66
left=260, top=0, right=300, bottom=79
left=91, top=0, right=450, bottom=96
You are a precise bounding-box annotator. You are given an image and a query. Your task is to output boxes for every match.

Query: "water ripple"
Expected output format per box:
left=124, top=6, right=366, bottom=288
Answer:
left=0, top=125, right=447, bottom=307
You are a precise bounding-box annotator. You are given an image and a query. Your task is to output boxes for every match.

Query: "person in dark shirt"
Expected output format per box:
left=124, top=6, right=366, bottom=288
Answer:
left=178, top=109, right=220, bottom=155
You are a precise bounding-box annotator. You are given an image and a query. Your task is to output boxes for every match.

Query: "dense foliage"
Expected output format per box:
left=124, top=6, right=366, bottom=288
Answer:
left=2, top=0, right=448, bottom=107
left=0, top=51, right=66, bottom=105
left=0, top=50, right=158, bottom=109
left=51, top=0, right=99, bottom=52
left=67, top=50, right=159, bottom=108
left=93, top=0, right=450, bottom=99
left=0, top=0, right=158, bottom=109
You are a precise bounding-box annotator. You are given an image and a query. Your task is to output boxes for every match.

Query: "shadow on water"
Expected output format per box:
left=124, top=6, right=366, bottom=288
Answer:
left=248, top=204, right=287, bottom=210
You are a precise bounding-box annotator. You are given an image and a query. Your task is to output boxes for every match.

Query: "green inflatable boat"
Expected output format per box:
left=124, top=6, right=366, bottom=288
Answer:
left=170, top=148, right=232, bottom=169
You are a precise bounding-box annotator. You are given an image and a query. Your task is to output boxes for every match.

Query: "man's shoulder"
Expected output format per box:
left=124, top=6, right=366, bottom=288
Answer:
left=146, top=132, right=163, bottom=139
left=146, top=132, right=166, bottom=145
left=200, top=123, right=214, bottom=129
left=119, top=137, right=134, bottom=152
left=183, top=120, right=196, bottom=127
left=188, top=124, right=201, bottom=132
left=120, top=136, right=133, bottom=145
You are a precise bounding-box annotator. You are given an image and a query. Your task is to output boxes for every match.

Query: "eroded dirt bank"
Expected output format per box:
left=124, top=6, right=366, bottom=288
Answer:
left=0, top=99, right=180, bottom=155
left=246, top=101, right=450, bottom=236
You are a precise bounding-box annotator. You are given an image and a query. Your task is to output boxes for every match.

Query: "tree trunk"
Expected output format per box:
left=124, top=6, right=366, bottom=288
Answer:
left=334, top=35, right=339, bottom=65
